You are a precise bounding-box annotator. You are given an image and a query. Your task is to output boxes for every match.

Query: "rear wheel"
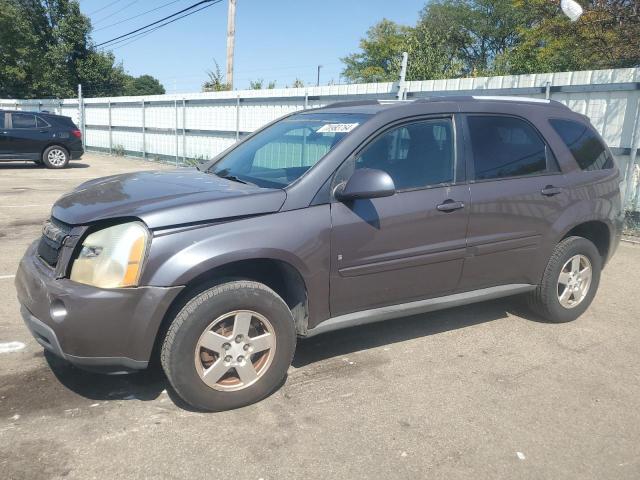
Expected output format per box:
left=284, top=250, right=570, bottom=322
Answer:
left=528, top=236, right=602, bottom=323
left=42, top=145, right=69, bottom=169
left=161, top=281, right=296, bottom=411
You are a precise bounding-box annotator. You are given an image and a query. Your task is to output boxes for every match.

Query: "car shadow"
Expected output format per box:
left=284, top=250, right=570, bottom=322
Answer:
left=0, top=162, right=90, bottom=169
left=292, top=296, right=533, bottom=367
left=43, top=295, right=538, bottom=410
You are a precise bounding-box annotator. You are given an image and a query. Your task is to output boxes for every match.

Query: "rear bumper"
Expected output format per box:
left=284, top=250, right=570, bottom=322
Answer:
left=70, top=149, right=84, bottom=160
left=15, top=241, right=183, bottom=373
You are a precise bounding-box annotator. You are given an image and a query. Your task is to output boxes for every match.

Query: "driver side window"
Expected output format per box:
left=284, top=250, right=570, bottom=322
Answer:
left=354, top=118, right=455, bottom=191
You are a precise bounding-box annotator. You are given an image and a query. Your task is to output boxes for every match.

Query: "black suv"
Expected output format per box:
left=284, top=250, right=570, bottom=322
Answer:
left=0, top=110, right=83, bottom=168
left=16, top=97, right=622, bottom=411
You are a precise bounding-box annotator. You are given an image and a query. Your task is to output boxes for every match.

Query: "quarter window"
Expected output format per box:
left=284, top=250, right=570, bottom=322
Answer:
left=0, top=114, right=4, bottom=129
left=36, top=116, right=49, bottom=128
left=11, top=113, right=37, bottom=129
left=467, top=116, right=552, bottom=180
left=549, top=119, right=613, bottom=171
left=353, top=119, right=455, bottom=190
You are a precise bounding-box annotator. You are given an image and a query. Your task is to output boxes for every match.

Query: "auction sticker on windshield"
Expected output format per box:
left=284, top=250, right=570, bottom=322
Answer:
left=317, top=123, right=359, bottom=133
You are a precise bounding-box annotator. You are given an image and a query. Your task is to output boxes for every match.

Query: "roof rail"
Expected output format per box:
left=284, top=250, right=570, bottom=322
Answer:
left=323, top=100, right=383, bottom=109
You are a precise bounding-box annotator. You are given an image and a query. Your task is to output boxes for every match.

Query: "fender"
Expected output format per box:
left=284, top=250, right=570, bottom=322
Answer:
left=141, top=205, right=333, bottom=324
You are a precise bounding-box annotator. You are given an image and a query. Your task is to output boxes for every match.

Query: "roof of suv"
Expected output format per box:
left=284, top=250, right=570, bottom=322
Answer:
left=312, top=96, right=571, bottom=115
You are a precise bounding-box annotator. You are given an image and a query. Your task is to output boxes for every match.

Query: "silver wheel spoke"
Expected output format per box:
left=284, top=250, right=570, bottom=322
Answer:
left=236, top=361, right=258, bottom=384
left=580, top=265, right=591, bottom=278
left=558, top=271, right=571, bottom=285
left=199, top=331, right=230, bottom=354
left=571, top=256, right=581, bottom=274
left=250, top=333, right=274, bottom=353
left=201, top=359, right=231, bottom=387
left=559, top=286, right=572, bottom=306
left=233, top=312, right=252, bottom=337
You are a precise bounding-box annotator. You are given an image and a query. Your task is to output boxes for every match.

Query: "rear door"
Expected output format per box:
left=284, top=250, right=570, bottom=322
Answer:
left=460, top=114, right=567, bottom=290
left=6, top=113, right=51, bottom=158
left=329, top=116, right=470, bottom=316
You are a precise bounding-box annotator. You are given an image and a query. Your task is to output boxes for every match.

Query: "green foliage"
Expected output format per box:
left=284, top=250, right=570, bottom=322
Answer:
left=342, top=19, right=411, bottom=82
left=202, top=60, right=230, bottom=92
left=292, top=78, right=305, bottom=88
left=496, top=0, right=640, bottom=74
left=342, top=0, right=640, bottom=82
left=0, top=0, right=165, bottom=98
left=124, top=74, right=166, bottom=96
left=249, top=79, right=276, bottom=90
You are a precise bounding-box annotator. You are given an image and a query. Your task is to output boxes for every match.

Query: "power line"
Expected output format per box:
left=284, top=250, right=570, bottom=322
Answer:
left=88, top=0, right=125, bottom=16
left=95, top=0, right=217, bottom=48
left=105, top=1, right=220, bottom=50
left=93, top=0, right=141, bottom=26
left=93, top=0, right=187, bottom=32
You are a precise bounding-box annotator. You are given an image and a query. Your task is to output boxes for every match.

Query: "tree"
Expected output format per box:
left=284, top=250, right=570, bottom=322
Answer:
left=417, top=0, right=526, bottom=76
left=495, top=0, right=640, bottom=74
left=248, top=79, right=276, bottom=89
left=342, top=19, right=410, bottom=82
left=202, top=60, right=230, bottom=92
left=124, top=74, right=166, bottom=96
left=0, top=0, right=166, bottom=98
left=292, top=78, right=305, bottom=88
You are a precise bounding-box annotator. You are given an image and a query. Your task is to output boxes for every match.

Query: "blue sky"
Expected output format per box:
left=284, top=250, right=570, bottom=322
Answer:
left=80, top=0, right=426, bottom=92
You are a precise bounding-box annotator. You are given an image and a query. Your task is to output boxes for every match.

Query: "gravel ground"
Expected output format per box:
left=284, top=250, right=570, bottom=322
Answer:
left=1, top=153, right=639, bottom=480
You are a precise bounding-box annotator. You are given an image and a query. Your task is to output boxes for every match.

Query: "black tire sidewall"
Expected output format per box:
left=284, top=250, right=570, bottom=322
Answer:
left=162, top=282, right=296, bottom=411
left=42, top=146, right=69, bottom=169
left=541, top=237, right=602, bottom=322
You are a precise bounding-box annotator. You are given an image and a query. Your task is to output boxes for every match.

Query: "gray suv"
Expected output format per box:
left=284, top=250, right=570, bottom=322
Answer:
left=16, top=97, right=623, bottom=411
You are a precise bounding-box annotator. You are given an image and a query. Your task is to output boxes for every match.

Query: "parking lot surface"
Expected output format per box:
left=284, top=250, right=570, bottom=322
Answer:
left=1, top=153, right=639, bottom=480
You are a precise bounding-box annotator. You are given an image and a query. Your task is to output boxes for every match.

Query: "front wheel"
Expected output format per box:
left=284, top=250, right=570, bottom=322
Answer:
left=161, top=281, right=296, bottom=411
left=42, top=145, right=69, bottom=169
left=527, top=236, right=602, bottom=323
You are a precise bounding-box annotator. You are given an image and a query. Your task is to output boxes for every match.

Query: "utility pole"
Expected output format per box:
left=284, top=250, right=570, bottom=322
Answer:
left=316, top=65, right=322, bottom=87
left=397, top=52, right=408, bottom=100
left=226, top=0, right=237, bottom=89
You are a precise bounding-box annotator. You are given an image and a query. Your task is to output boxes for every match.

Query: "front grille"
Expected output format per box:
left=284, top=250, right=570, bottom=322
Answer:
left=37, top=218, right=72, bottom=267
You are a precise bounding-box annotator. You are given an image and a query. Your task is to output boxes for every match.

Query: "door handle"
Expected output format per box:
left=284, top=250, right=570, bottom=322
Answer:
left=437, top=200, right=465, bottom=212
left=541, top=185, right=563, bottom=197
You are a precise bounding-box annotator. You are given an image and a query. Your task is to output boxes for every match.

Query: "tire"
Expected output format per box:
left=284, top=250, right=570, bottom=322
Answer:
left=161, top=280, right=296, bottom=411
left=42, top=145, right=69, bottom=169
left=527, top=236, right=602, bottom=323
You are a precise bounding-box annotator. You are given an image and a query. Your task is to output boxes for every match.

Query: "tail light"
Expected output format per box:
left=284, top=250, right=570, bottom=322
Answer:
left=71, top=129, right=82, bottom=138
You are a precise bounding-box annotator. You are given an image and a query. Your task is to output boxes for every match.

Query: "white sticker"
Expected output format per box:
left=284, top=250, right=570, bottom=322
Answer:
left=317, top=123, right=359, bottom=133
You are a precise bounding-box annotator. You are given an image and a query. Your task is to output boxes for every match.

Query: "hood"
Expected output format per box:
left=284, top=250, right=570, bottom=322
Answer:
left=52, top=169, right=286, bottom=229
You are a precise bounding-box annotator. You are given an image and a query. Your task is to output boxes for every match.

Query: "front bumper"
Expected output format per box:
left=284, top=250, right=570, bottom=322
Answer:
left=16, top=241, right=183, bottom=372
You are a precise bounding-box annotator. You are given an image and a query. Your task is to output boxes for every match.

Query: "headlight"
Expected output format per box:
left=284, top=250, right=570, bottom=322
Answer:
left=70, top=222, right=149, bottom=288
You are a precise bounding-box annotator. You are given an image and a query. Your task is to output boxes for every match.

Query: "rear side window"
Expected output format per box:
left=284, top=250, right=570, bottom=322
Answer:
left=36, top=116, right=49, bottom=128
left=0, top=114, right=4, bottom=129
left=467, top=115, right=554, bottom=180
left=11, top=113, right=37, bottom=129
left=549, top=119, right=614, bottom=171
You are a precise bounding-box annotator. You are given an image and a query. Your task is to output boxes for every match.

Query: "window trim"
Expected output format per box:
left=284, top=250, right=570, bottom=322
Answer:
left=330, top=114, right=462, bottom=198
left=9, top=112, right=39, bottom=130
left=547, top=117, right=615, bottom=172
left=36, top=116, right=51, bottom=128
left=462, top=113, right=563, bottom=184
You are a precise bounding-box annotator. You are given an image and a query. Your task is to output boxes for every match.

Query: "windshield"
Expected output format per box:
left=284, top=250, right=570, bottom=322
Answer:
left=207, top=112, right=371, bottom=188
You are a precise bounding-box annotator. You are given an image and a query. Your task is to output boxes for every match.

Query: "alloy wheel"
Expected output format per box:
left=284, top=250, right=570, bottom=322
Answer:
left=557, top=254, right=592, bottom=309
left=194, top=310, right=276, bottom=392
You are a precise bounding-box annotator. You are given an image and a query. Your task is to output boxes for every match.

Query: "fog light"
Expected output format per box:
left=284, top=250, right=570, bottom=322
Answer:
left=50, top=299, right=67, bottom=322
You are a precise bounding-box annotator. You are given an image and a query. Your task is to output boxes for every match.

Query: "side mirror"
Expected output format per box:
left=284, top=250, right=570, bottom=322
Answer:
left=335, top=168, right=395, bottom=201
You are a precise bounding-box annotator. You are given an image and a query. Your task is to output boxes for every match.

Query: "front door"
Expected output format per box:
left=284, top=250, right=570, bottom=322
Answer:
left=330, top=117, right=470, bottom=316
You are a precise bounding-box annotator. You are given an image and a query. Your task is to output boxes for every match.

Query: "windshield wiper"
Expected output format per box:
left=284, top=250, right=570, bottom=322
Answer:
left=211, top=169, right=256, bottom=186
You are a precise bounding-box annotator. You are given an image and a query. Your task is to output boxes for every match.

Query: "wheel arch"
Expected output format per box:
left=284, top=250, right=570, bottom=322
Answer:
left=149, top=256, right=310, bottom=365
left=558, top=219, right=612, bottom=265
